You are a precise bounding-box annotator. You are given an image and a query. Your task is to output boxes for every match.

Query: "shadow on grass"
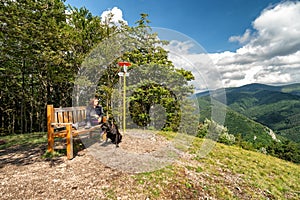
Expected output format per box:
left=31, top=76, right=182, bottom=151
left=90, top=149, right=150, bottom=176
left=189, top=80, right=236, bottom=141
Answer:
left=0, top=132, right=79, bottom=168
left=0, top=142, right=66, bottom=168
left=0, top=131, right=105, bottom=168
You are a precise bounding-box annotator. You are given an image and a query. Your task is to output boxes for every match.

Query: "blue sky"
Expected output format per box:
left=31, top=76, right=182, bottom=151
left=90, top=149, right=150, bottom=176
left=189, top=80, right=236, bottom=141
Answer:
left=65, top=0, right=281, bottom=53
left=65, top=0, right=300, bottom=88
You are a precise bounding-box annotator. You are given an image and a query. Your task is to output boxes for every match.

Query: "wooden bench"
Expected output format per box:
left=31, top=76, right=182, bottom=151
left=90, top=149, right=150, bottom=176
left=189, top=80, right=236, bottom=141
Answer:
left=47, top=104, right=103, bottom=159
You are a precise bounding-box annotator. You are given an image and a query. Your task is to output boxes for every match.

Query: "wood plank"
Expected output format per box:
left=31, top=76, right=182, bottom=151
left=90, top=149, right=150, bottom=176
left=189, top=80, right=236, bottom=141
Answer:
left=63, top=111, right=69, bottom=123
left=73, top=110, right=78, bottom=122
left=54, top=131, right=67, bottom=138
left=57, top=112, right=63, bottom=124
left=66, top=124, right=73, bottom=159
left=55, top=106, right=86, bottom=112
left=69, top=111, right=74, bottom=123
left=47, top=105, right=55, bottom=153
left=72, top=125, right=103, bottom=137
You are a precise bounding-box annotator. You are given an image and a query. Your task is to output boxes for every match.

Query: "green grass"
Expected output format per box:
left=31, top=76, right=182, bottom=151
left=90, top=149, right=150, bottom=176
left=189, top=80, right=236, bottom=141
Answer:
left=1, top=131, right=299, bottom=199
left=117, top=131, right=299, bottom=199
left=0, top=132, right=47, bottom=150
left=190, top=136, right=300, bottom=199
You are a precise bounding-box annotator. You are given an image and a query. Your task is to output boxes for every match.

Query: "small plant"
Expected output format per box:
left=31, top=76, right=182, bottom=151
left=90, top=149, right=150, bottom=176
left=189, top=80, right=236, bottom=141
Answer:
left=218, top=132, right=236, bottom=145
left=197, top=118, right=236, bottom=146
left=42, top=150, right=61, bottom=159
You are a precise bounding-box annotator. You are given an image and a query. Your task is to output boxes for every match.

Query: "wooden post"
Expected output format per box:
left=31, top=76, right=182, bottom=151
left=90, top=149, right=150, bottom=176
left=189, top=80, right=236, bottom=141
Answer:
left=123, top=71, right=126, bottom=134
left=66, top=123, right=73, bottom=159
left=47, top=105, right=54, bottom=153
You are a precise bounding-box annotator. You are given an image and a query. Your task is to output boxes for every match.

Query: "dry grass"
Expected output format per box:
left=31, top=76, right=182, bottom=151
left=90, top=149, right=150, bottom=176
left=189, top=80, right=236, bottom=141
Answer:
left=1, top=131, right=299, bottom=199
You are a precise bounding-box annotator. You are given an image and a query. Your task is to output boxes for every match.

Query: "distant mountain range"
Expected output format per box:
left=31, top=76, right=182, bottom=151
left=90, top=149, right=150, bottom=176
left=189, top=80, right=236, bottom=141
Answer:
left=197, top=83, right=300, bottom=144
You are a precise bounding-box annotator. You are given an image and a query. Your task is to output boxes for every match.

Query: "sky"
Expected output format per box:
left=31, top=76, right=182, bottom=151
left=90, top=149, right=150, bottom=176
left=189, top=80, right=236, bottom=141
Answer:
left=64, top=0, right=300, bottom=88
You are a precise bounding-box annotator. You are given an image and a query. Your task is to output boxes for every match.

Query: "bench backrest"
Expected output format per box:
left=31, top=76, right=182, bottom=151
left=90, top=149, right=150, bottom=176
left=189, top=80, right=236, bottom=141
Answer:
left=47, top=105, right=87, bottom=125
left=54, top=106, right=87, bottom=124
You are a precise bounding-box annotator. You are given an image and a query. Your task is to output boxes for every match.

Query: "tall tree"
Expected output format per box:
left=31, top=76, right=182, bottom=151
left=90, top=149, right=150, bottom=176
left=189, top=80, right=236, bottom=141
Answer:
left=1, top=0, right=69, bottom=133
left=92, top=14, right=196, bottom=131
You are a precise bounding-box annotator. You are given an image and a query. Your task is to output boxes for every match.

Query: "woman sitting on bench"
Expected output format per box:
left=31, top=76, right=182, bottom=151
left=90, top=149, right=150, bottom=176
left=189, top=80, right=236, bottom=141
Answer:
left=85, top=97, right=104, bottom=129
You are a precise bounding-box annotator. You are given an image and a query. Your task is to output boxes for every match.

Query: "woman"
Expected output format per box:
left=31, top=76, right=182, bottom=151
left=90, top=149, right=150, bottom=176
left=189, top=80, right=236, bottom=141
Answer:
left=85, top=98, right=104, bottom=129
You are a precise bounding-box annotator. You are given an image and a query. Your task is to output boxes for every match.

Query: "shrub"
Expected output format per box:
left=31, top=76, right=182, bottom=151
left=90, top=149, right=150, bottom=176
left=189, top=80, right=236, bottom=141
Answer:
left=218, top=132, right=236, bottom=145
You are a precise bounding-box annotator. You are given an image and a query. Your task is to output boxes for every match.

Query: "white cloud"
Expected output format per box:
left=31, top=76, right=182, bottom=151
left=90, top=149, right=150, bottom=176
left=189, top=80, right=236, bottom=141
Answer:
left=117, top=1, right=300, bottom=90
left=163, top=2, right=300, bottom=89
left=162, top=2, right=300, bottom=90
left=229, top=29, right=252, bottom=44
left=164, top=42, right=224, bottom=91
left=211, top=1, right=300, bottom=87
left=100, top=7, right=128, bottom=26
left=167, top=40, right=195, bottom=55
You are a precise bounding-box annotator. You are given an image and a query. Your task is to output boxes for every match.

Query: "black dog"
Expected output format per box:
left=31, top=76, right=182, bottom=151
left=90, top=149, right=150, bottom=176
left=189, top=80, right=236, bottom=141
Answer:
left=101, top=119, right=122, bottom=147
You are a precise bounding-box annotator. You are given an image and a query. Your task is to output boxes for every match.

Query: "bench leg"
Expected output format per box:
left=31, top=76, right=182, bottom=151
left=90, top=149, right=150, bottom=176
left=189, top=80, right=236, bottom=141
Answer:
left=47, top=128, right=54, bottom=154
left=66, top=124, right=73, bottom=159
left=47, top=105, right=54, bottom=154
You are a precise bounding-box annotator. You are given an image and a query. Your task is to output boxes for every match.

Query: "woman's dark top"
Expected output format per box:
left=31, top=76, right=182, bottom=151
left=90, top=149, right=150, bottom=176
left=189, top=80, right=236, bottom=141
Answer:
left=86, top=105, right=103, bottom=125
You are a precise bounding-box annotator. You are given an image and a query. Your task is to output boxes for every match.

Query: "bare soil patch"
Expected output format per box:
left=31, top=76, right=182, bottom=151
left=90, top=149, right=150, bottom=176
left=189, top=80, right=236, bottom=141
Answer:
left=0, top=130, right=183, bottom=199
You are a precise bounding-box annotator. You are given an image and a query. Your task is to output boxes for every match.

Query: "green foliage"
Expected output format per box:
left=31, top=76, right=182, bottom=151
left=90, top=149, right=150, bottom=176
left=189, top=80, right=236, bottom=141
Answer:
left=2, top=1, right=196, bottom=135
left=129, top=81, right=180, bottom=131
left=224, top=110, right=274, bottom=147
left=1, top=0, right=70, bottom=134
left=196, top=125, right=208, bottom=138
left=239, top=140, right=255, bottom=151
left=119, top=26, right=195, bottom=131
left=198, top=97, right=273, bottom=147
left=1, top=0, right=107, bottom=134
left=218, top=132, right=236, bottom=145
left=197, top=118, right=235, bottom=145
left=42, top=150, right=62, bottom=159
left=223, top=83, right=300, bottom=163
left=121, top=14, right=172, bottom=67
left=266, top=139, right=300, bottom=163
left=225, top=84, right=300, bottom=143
left=88, top=14, right=193, bottom=122
left=197, top=83, right=300, bottom=163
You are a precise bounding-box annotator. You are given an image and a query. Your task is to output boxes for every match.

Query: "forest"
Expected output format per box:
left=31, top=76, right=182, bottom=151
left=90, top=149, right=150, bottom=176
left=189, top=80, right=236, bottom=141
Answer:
left=1, top=0, right=194, bottom=135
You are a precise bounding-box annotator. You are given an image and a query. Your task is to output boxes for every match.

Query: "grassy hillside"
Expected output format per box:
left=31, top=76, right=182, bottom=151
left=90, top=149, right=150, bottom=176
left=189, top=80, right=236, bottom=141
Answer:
left=224, top=83, right=300, bottom=142
left=117, top=136, right=300, bottom=199
left=197, top=96, right=275, bottom=147
left=1, top=132, right=299, bottom=199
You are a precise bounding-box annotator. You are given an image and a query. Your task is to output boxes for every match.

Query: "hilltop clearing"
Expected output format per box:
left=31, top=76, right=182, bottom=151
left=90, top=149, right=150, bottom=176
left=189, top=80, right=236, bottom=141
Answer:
left=0, top=131, right=299, bottom=199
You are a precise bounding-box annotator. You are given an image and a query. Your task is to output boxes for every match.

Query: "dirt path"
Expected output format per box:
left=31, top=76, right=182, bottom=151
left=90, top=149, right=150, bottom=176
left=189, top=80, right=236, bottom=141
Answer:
left=0, top=130, right=185, bottom=199
left=82, top=129, right=183, bottom=173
